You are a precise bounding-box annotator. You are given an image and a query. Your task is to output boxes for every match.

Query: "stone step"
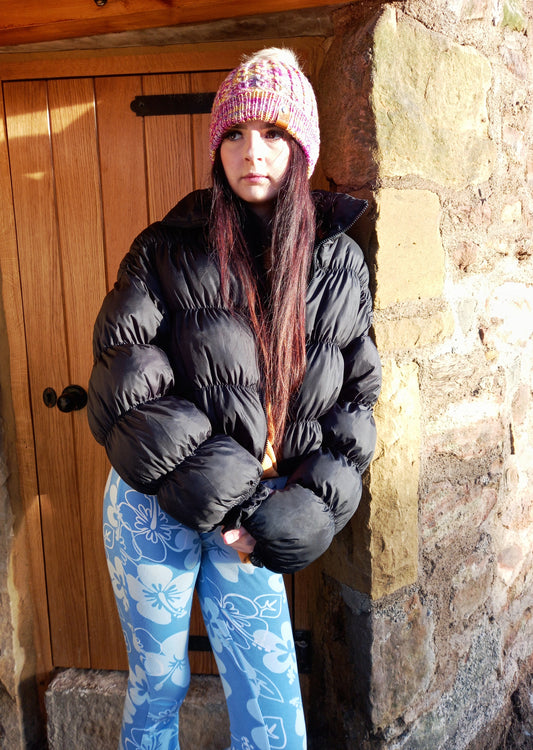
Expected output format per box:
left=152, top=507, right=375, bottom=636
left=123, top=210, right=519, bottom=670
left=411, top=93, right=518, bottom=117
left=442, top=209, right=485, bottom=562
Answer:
left=45, top=669, right=230, bottom=750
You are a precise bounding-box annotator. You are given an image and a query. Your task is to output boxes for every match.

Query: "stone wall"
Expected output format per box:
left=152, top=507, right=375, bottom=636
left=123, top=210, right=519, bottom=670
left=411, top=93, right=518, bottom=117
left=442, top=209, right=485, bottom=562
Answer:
left=0, top=414, right=42, bottom=749
left=314, top=1, right=532, bottom=747
left=0, top=2, right=532, bottom=748
left=0, top=424, right=20, bottom=747
left=0, top=348, right=43, bottom=744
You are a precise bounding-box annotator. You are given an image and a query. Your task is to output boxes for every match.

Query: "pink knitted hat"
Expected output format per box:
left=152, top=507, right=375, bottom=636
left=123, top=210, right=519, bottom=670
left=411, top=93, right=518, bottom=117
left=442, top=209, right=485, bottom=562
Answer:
left=209, top=48, right=320, bottom=177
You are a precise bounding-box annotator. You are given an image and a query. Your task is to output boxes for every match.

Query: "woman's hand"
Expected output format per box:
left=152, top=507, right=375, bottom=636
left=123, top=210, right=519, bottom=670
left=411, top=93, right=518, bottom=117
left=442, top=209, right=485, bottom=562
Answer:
left=222, top=527, right=256, bottom=554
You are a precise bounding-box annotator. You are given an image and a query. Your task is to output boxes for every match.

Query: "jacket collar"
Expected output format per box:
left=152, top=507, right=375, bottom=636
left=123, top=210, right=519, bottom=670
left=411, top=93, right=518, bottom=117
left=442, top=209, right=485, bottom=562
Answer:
left=162, top=188, right=367, bottom=242
left=312, top=190, right=367, bottom=243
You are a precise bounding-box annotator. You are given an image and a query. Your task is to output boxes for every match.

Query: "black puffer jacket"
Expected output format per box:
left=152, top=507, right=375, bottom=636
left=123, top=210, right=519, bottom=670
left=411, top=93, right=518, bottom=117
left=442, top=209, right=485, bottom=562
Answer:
left=88, top=188, right=381, bottom=573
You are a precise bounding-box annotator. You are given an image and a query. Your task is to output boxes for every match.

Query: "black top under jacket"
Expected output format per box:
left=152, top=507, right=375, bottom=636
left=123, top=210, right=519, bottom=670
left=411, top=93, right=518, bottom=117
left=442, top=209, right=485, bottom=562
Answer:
left=87, top=189, right=382, bottom=573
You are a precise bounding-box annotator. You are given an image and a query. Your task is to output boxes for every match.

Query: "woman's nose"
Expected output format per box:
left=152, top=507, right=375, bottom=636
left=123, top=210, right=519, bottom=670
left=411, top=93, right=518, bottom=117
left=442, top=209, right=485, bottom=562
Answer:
left=245, top=131, right=264, bottom=161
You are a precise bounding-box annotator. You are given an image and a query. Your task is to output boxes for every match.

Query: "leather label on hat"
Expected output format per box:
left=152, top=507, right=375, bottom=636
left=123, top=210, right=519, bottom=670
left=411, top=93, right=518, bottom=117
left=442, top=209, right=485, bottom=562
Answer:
left=275, top=104, right=291, bottom=129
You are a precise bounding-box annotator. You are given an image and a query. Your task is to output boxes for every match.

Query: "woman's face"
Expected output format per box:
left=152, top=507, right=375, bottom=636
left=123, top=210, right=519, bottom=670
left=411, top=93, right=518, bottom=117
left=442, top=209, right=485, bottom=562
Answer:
left=220, top=120, right=291, bottom=220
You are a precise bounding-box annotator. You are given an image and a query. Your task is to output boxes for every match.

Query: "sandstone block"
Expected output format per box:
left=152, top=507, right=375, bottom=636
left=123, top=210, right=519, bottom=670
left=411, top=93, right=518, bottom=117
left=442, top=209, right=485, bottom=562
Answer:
left=368, top=358, right=420, bottom=598
left=421, top=479, right=498, bottom=547
left=482, top=282, right=533, bottom=353
left=503, top=125, right=526, bottom=161
left=450, top=545, right=495, bottom=622
left=498, top=544, right=523, bottom=571
left=512, top=383, right=530, bottom=425
left=372, top=7, right=494, bottom=188
left=452, top=0, right=489, bottom=20
left=374, top=188, right=444, bottom=308
left=500, top=455, right=533, bottom=531
left=422, top=352, right=495, bottom=412
left=501, top=200, right=522, bottom=223
left=316, top=14, right=378, bottom=189
left=500, top=39, right=529, bottom=78
left=46, top=670, right=229, bottom=750
left=399, top=624, right=504, bottom=749
left=502, top=0, right=528, bottom=31
left=370, top=592, right=435, bottom=728
left=342, top=587, right=435, bottom=729
left=426, top=397, right=505, bottom=460
left=453, top=241, right=480, bottom=272
left=373, top=306, right=454, bottom=350
left=0, top=684, right=21, bottom=750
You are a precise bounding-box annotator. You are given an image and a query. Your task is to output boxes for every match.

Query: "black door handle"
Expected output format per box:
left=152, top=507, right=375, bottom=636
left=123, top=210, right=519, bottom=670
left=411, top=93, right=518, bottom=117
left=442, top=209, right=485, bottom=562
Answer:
left=56, top=385, right=88, bottom=413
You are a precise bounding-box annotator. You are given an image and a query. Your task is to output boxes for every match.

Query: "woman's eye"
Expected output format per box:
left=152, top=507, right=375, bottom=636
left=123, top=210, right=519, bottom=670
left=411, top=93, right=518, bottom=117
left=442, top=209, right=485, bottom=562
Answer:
left=265, top=128, right=284, bottom=140
left=224, top=130, right=242, bottom=141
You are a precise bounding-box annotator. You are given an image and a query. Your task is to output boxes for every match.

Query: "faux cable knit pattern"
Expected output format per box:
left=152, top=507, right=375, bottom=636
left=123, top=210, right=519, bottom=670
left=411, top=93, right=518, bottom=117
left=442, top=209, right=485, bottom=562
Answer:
left=209, top=52, right=320, bottom=177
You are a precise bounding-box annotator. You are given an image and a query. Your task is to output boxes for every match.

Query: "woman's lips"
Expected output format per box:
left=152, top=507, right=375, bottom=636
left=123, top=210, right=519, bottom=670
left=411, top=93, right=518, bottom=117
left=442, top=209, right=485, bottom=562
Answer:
left=242, top=173, right=268, bottom=183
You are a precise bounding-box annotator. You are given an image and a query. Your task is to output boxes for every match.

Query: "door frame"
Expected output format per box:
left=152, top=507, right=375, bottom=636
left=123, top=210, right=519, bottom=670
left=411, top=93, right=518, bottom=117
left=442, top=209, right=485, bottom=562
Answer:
left=0, top=35, right=325, bottom=691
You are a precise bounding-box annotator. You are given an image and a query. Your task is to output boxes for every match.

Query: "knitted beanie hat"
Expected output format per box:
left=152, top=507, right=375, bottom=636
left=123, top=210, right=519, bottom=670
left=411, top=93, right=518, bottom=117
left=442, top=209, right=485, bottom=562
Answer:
left=209, top=48, right=320, bottom=177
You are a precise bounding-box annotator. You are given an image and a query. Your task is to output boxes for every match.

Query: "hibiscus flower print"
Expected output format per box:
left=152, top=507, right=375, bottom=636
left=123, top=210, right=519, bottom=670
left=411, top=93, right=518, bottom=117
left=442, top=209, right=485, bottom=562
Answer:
left=255, top=594, right=283, bottom=619
left=124, top=725, right=178, bottom=750
left=253, top=621, right=297, bottom=683
left=202, top=577, right=285, bottom=655
left=119, top=491, right=201, bottom=567
left=126, top=564, right=195, bottom=624
left=103, top=473, right=122, bottom=552
left=107, top=555, right=129, bottom=615
left=290, top=697, right=306, bottom=738
left=122, top=665, right=150, bottom=725
left=263, top=716, right=288, bottom=749
left=143, top=630, right=190, bottom=690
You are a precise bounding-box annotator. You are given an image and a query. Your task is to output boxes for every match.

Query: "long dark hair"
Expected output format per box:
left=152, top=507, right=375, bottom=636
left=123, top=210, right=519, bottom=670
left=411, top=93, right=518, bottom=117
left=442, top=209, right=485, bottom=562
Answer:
left=209, top=138, right=316, bottom=452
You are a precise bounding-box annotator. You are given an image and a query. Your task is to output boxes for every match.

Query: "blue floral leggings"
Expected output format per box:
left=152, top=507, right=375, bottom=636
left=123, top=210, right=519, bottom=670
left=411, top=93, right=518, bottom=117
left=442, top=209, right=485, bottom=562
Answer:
left=103, top=468, right=306, bottom=750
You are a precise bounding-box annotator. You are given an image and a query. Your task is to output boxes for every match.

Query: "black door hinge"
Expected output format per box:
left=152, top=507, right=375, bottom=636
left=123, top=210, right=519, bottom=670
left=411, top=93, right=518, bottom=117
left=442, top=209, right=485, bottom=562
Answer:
left=188, top=635, right=212, bottom=652
left=130, top=93, right=216, bottom=117
left=294, top=630, right=312, bottom=674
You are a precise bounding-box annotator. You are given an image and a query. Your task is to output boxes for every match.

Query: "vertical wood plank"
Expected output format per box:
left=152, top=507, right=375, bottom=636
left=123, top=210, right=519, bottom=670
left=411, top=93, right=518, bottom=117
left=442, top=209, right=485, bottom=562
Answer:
left=190, top=69, right=228, bottom=190
left=95, top=75, right=148, bottom=287
left=142, top=73, right=194, bottom=222
left=141, top=71, right=214, bottom=673
left=293, top=560, right=320, bottom=711
left=47, top=77, right=121, bottom=669
left=94, top=74, right=154, bottom=669
left=0, top=83, right=53, bottom=689
left=293, top=564, right=320, bottom=631
left=4, top=80, right=91, bottom=668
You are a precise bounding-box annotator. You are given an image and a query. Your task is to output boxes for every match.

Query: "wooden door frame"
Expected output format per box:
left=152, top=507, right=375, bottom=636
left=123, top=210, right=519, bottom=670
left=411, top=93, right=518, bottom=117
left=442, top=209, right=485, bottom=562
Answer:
left=0, top=1, right=345, bottom=45
left=0, top=35, right=325, bottom=689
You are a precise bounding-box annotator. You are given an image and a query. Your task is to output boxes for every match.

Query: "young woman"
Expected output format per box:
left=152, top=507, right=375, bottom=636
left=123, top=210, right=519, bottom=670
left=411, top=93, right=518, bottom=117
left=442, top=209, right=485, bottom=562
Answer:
left=88, top=47, right=381, bottom=750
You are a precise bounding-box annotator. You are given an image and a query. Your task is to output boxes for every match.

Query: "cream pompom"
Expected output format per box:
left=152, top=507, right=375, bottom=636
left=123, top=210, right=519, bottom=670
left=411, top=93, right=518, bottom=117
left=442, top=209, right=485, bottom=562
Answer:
left=243, top=47, right=302, bottom=72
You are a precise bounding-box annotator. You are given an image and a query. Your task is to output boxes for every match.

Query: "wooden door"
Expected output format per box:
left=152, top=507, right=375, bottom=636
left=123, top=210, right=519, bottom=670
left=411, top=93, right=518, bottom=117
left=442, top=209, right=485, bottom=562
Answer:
left=3, top=69, right=227, bottom=672
left=3, top=64, right=318, bottom=678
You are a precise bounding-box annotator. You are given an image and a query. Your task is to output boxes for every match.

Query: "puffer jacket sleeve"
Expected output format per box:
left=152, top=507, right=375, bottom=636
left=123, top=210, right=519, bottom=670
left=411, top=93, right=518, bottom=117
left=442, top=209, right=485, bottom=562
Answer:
left=88, top=228, right=263, bottom=531
left=244, top=235, right=381, bottom=574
